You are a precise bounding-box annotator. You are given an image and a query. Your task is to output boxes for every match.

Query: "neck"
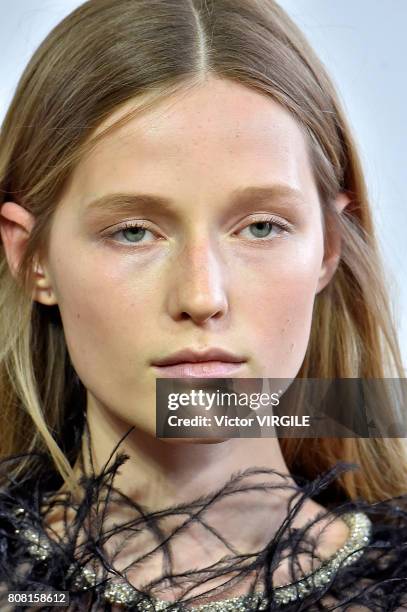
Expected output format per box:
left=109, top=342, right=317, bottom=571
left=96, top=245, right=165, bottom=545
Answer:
left=84, top=394, right=296, bottom=511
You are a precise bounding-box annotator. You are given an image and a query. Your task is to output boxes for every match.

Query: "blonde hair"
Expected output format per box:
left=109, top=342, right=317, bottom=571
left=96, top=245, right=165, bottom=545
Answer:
left=0, top=0, right=405, bottom=501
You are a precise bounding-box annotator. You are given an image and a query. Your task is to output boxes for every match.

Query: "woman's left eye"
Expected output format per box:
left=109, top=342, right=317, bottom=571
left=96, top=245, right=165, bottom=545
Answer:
left=236, top=218, right=289, bottom=240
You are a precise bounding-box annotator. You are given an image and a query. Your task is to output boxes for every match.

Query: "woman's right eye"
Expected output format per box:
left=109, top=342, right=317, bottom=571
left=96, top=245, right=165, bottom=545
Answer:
left=105, top=222, right=158, bottom=245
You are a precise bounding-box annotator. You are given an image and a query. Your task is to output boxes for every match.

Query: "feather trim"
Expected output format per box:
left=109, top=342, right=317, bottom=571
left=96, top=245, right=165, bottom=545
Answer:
left=1, top=438, right=407, bottom=611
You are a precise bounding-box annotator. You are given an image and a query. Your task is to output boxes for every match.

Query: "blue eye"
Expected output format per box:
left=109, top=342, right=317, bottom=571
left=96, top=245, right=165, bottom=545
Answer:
left=121, top=226, right=148, bottom=243
left=237, top=219, right=288, bottom=240
left=109, top=223, right=156, bottom=244
left=249, top=221, right=273, bottom=238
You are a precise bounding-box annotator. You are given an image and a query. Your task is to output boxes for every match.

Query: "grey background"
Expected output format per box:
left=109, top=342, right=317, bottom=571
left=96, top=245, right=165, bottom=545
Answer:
left=0, top=0, right=405, bottom=369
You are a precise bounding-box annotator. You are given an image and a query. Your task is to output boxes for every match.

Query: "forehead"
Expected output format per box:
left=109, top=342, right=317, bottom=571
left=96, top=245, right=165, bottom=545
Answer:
left=92, top=78, right=307, bottom=155
left=64, top=77, right=317, bottom=207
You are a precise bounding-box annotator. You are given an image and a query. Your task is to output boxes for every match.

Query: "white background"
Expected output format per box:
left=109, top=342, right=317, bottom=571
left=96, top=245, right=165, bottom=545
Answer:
left=0, top=1, right=405, bottom=369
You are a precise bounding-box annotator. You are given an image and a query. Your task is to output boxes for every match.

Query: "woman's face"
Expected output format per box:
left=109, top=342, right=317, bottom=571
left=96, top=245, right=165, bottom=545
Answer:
left=32, top=77, right=339, bottom=435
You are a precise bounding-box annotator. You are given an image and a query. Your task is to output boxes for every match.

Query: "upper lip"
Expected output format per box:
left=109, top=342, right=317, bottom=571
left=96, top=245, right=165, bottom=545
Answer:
left=152, top=348, right=246, bottom=366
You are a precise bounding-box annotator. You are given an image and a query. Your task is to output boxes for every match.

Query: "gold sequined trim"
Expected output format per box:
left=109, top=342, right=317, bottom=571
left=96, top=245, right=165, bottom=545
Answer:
left=15, top=509, right=372, bottom=609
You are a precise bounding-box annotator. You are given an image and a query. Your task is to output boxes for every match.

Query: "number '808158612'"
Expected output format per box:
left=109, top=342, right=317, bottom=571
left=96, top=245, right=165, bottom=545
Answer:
left=7, top=591, right=69, bottom=607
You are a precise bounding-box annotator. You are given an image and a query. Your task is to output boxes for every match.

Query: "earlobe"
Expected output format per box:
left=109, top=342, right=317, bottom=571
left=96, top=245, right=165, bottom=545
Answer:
left=334, top=192, right=351, bottom=215
left=31, top=260, right=58, bottom=305
left=0, top=201, right=57, bottom=305
left=316, top=191, right=351, bottom=294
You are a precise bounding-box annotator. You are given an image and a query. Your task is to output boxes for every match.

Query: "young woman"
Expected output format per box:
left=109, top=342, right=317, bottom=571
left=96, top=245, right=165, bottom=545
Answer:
left=0, top=0, right=406, bottom=610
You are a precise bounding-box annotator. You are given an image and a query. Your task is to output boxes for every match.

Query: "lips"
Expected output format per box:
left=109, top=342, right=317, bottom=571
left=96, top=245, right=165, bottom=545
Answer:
left=153, top=361, right=245, bottom=378
left=151, top=347, right=246, bottom=378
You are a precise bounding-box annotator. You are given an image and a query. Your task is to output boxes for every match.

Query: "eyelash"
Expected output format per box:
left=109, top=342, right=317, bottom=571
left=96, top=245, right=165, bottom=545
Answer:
left=103, top=215, right=291, bottom=247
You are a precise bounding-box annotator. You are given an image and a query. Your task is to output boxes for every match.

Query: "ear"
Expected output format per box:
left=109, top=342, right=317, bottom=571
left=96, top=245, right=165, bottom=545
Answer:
left=0, top=201, right=58, bottom=305
left=316, top=192, right=350, bottom=294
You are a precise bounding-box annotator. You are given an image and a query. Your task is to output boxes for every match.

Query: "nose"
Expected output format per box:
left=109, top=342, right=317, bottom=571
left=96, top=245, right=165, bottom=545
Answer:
left=166, top=238, right=229, bottom=325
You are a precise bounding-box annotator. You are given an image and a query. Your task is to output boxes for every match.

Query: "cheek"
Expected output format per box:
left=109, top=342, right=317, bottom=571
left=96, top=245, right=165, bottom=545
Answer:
left=48, top=251, right=155, bottom=385
left=233, top=238, right=322, bottom=375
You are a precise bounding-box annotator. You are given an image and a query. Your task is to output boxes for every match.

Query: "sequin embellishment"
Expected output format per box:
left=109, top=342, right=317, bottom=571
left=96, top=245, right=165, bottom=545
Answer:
left=15, top=508, right=371, bottom=609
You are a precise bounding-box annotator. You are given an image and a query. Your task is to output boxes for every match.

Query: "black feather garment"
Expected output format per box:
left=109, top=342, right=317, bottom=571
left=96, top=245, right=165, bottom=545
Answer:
left=1, top=435, right=407, bottom=612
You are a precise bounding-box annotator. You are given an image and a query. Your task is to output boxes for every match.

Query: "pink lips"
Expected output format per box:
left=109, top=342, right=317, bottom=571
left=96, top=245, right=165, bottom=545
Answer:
left=151, top=347, right=246, bottom=378
left=153, top=361, right=245, bottom=378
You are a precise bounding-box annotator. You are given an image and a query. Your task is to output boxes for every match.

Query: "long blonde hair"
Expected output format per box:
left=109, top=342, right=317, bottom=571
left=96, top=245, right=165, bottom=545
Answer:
left=0, top=0, right=405, bottom=501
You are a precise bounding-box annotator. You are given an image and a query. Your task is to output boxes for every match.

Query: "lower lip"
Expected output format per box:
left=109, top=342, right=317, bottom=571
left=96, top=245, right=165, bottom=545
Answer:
left=153, top=361, right=245, bottom=378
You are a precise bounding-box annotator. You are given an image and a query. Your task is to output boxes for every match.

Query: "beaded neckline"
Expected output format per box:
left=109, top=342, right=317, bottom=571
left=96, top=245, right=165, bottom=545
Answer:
left=14, top=508, right=371, bottom=609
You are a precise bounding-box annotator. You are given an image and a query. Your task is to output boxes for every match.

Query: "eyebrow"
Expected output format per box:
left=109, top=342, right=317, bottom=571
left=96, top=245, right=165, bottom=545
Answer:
left=82, top=184, right=306, bottom=219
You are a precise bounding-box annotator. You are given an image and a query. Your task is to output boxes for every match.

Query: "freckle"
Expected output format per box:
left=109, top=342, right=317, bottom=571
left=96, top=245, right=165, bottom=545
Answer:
left=76, top=313, right=80, bottom=319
